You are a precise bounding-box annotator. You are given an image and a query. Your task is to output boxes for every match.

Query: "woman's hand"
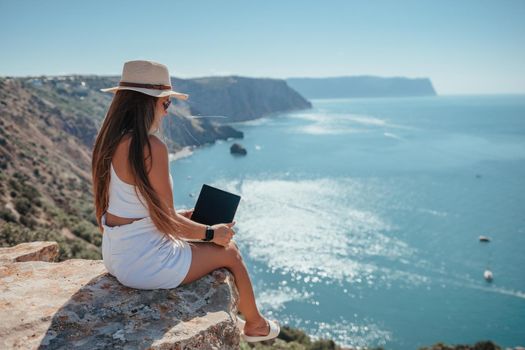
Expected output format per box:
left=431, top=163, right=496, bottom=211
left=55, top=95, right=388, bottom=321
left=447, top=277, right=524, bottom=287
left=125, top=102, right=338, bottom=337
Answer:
left=177, top=208, right=194, bottom=219
left=211, top=221, right=236, bottom=247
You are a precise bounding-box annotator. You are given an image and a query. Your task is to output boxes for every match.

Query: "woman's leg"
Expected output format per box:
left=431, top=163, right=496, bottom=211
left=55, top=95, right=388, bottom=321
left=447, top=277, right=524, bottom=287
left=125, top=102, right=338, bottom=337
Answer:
left=181, top=240, right=270, bottom=336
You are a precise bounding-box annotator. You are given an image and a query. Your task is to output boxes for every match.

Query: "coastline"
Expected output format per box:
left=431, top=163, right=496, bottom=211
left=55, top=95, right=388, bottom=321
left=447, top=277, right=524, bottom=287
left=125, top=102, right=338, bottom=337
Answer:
left=169, top=145, right=194, bottom=162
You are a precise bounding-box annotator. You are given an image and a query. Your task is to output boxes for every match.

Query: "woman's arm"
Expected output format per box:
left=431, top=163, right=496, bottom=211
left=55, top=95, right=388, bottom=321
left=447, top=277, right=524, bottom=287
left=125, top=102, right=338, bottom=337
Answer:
left=174, top=208, right=237, bottom=244
left=145, top=135, right=236, bottom=245
left=146, top=135, right=207, bottom=240
left=171, top=211, right=207, bottom=240
left=177, top=208, right=194, bottom=219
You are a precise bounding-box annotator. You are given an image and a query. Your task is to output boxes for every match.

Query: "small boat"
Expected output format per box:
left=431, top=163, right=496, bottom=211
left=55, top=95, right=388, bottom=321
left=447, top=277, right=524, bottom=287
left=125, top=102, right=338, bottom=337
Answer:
left=479, top=235, right=491, bottom=242
left=484, top=270, right=493, bottom=282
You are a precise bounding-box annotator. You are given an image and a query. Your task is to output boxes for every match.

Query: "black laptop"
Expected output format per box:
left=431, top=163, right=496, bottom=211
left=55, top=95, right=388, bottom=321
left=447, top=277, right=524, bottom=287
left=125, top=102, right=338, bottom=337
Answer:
left=190, top=184, right=241, bottom=225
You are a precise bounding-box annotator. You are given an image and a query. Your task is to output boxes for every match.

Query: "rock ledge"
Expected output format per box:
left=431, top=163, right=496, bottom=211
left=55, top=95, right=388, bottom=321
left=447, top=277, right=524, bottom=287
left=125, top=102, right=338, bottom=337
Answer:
left=0, top=241, right=240, bottom=349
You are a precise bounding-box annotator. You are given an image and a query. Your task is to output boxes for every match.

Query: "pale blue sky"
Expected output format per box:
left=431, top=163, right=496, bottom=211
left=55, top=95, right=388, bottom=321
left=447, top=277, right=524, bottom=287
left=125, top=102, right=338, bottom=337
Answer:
left=1, top=0, right=524, bottom=94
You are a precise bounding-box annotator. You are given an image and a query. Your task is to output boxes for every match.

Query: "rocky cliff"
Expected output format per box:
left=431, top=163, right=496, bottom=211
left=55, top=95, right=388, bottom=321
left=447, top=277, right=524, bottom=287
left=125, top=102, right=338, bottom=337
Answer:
left=0, top=77, right=103, bottom=261
left=170, top=76, right=312, bottom=122
left=287, top=76, right=437, bottom=98
left=2, top=75, right=244, bottom=152
left=0, top=241, right=240, bottom=349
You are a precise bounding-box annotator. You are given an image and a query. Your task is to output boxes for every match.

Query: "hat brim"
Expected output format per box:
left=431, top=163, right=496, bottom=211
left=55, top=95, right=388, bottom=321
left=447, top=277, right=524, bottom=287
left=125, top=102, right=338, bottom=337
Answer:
left=100, top=86, right=189, bottom=100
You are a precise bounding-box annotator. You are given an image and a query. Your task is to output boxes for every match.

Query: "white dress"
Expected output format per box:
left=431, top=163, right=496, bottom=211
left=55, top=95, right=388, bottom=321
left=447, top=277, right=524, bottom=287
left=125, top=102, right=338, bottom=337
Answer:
left=101, top=163, right=192, bottom=289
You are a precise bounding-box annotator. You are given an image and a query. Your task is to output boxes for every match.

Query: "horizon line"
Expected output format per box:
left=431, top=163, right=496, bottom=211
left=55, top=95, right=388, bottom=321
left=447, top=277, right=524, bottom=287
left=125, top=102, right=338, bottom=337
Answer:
left=2, top=74, right=524, bottom=95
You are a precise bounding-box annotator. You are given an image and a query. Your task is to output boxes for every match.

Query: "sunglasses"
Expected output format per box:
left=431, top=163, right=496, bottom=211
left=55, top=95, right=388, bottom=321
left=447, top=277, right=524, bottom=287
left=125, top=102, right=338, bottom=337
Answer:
left=162, top=99, right=172, bottom=111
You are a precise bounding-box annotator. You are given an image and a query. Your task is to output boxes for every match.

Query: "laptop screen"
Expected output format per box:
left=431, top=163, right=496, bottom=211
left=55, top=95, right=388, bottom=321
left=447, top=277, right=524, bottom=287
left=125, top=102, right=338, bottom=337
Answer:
left=190, top=184, right=241, bottom=225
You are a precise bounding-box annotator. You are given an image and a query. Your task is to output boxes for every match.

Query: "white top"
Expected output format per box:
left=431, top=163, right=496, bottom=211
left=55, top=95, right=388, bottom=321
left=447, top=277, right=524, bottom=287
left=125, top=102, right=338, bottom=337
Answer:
left=107, top=162, right=173, bottom=218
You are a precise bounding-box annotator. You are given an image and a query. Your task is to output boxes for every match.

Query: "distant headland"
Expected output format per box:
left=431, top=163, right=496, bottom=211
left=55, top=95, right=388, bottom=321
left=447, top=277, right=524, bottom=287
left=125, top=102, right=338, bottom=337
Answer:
left=286, top=75, right=437, bottom=99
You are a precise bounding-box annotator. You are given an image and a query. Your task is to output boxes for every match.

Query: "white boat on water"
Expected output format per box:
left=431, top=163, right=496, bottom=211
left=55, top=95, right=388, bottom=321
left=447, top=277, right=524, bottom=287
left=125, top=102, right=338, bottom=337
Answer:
left=479, top=235, right=491, bottom=242
left=484, top=270, right=493, bottom=282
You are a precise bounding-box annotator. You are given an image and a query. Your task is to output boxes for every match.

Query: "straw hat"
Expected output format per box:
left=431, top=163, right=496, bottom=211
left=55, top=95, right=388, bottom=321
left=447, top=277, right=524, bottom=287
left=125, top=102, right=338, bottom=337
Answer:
left=100, top=60, right=189, bottom=100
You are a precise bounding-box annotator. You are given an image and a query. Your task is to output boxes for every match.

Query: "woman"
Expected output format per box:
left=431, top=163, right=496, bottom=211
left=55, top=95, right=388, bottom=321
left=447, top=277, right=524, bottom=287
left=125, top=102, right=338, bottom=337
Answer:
left=92, top=60, right=279, bottom=342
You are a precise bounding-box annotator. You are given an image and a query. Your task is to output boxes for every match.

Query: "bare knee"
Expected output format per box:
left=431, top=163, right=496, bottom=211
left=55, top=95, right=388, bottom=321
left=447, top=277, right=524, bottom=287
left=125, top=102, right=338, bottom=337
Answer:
left=229, top=239, right=239, bottom=250
left=224, top=240, right=243, bottom=267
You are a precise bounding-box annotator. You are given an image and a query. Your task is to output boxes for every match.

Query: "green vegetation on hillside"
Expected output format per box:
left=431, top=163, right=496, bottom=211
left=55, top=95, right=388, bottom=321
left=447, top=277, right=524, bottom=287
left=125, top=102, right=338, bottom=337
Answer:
left=240, top=325, right=384, bottom=350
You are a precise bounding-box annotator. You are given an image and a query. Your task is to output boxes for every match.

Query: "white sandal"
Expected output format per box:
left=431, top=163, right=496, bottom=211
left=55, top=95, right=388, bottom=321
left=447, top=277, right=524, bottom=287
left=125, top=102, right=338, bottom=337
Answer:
left=236, top=316, right=280, bottom=342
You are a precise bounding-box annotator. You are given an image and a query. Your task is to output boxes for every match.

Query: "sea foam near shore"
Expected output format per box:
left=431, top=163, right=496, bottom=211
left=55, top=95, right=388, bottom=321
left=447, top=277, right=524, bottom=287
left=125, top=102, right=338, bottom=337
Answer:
left=169, top=146, right=194, bottom=162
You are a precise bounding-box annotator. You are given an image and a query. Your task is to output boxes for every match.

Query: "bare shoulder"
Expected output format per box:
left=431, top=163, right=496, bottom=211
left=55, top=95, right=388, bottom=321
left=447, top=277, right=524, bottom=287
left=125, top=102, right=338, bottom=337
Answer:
left=112, top=134, right=168, bottom=178
left=145, top=134, right=169, bottom=173
left=145, top=135, right=171, bottom=195
left=147, top=134, right=168, bottom=154
left=115, top=134, right=167, bottom=156
left=145, top=135, right=168, bottom=161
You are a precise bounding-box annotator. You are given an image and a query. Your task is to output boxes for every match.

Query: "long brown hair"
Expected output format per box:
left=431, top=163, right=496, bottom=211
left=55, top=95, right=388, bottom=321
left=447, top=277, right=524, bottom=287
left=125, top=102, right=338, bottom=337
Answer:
left=91, top=90, right=182, bottom=240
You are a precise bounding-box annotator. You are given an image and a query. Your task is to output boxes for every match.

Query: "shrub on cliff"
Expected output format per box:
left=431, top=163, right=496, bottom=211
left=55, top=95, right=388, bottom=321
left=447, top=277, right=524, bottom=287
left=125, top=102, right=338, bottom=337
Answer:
left=0, top=222, right=100, bottom=261
left=240, top=324, right=354, bottom=350
left=418, top=340, right=501, bottom=350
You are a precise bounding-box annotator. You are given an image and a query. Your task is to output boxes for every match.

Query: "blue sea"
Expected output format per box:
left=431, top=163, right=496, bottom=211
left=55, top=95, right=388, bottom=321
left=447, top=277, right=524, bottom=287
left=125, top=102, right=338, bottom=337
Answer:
left=170, top=95, right=525, bottom=349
